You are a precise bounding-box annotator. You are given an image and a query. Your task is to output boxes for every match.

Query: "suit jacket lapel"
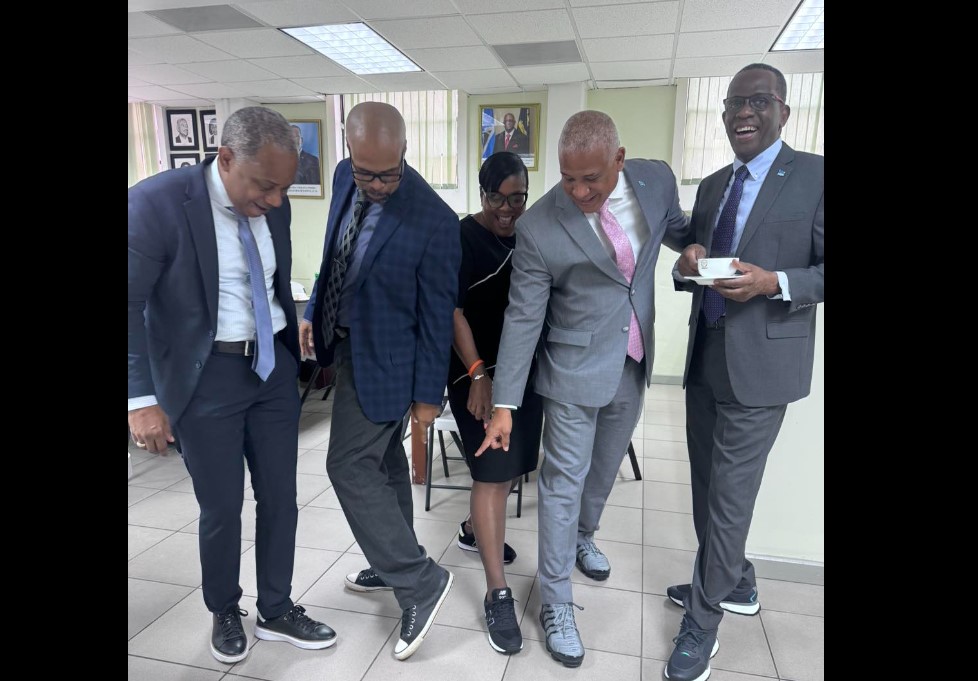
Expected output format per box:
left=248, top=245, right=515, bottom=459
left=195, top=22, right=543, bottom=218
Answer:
left=555, top=188, right=627, bottom=285
left=266, top=209, right=291, bottom=303
left=185, top=165, right=219, bottom=330
left=737, top=144, right=794, bottom=256
left=623, top=162, right=656, bottom=275
left=701, top=170, right=731, bottom=251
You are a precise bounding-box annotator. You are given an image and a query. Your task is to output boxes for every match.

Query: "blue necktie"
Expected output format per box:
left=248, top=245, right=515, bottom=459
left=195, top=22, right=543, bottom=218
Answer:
left=703, top=165, right=750, bottom=324
left=235, top=214, right=276, bottom=381
left=320, top=191, right=369, bottom=347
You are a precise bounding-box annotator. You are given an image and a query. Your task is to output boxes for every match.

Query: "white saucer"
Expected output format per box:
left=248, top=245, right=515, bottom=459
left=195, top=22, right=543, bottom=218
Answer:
left=686, top=274, right=743, bottom=285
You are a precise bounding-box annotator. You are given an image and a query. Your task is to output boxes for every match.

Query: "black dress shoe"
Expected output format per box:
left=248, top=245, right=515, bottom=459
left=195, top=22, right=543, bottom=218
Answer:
left=211, top=606, right=248, bottom=663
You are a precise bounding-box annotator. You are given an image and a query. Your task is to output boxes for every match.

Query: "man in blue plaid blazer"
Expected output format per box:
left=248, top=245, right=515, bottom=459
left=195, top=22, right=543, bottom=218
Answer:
left=301, top=102, right=460, bottom=661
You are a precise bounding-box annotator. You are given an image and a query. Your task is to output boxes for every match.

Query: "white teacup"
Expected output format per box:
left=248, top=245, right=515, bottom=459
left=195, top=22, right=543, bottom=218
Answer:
left=698, top=257, right=738, bottom=277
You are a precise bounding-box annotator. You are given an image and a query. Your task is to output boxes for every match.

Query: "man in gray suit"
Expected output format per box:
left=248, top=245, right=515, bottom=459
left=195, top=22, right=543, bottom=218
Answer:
left=663, top=64, right=824, bottom=681
left=478, top=111, right=691, bottom=667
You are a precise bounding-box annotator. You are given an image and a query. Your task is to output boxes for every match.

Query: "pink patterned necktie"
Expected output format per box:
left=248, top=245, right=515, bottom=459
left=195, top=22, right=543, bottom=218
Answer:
left=598, top=200, right=644, bottom=362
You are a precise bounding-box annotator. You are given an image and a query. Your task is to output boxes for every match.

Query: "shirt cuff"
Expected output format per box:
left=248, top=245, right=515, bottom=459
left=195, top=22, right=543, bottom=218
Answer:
left=672, top=262, right=689, bottom=282
left=493, top=404, right=518, bottom=411
left=129, top=395, right=158, bottom=411
left=767, top=271, right=790, bottom=301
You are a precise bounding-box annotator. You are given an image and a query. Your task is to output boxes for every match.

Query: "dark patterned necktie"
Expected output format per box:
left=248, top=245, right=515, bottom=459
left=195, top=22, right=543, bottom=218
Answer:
left=234, top=213, right=276, bottom=380
left=703, top=165, right=750, bottom=324
left=320, top=190, right=369, bottom=347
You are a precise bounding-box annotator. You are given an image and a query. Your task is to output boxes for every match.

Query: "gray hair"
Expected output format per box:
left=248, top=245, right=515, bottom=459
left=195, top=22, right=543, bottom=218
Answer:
left=221, top=107, right=296, bottom=162
left=558, top=110, right=620, bottom=158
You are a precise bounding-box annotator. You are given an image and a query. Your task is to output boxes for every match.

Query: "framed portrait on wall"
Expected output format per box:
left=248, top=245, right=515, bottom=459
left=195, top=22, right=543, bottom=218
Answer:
left=200, top=110, right=218, bottom=151
left=166, top=109, right=198, bottom=151
left=287, top=119, right=323, bottom=199
left=479, top=104, right=540, bottom=171
left=170, top=153, right=199, bottom=170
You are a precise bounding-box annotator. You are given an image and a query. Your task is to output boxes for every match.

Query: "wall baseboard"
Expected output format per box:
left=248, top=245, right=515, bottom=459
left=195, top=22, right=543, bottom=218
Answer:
left=651, top=374, right=683, bottom=385
left=749, top=554, right=824, bottom=586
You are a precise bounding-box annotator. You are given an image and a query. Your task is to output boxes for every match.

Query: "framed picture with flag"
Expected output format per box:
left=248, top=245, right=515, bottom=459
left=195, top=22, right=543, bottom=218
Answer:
left=479, top=104, right=539, bottom=171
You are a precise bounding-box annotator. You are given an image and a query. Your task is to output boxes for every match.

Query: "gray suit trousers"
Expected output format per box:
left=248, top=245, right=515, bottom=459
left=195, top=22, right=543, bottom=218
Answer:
left=685, top=323, right=786, bottom=630
left=537, top=357, right=645, bottom=604
left=325, top=338, right=444, bottom=608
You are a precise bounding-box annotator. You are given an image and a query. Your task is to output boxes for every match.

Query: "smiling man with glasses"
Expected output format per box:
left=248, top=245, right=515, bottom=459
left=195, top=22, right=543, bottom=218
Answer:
left=299, top=101, right=460, bottom=662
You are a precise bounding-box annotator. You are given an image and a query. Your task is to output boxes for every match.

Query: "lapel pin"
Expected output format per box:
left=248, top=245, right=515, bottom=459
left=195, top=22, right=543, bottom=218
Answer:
left=776, top=169, right=786, bottom=177
left=638, top=180, right=646, bottom=187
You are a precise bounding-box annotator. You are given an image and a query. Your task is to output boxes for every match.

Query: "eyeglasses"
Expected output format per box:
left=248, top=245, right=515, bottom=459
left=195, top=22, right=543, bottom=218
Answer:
left=351, top=154, right=404, bottom=184
left=483, top=191, right=528, bottom=209
left=722, top=93, right=786, bottom=113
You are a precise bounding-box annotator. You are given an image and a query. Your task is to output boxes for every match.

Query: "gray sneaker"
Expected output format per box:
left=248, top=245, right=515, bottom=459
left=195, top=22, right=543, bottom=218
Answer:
left=539, top=603, right=584, bottom=667
left=575, top=539, right=610, bottom=581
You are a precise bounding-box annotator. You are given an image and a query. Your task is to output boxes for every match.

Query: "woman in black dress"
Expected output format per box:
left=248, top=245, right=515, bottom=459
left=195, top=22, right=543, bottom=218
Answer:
left=447, top=151, right=543, bottom=655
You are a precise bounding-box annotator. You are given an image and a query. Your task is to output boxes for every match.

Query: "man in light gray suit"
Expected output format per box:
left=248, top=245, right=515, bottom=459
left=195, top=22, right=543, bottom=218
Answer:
left=477, top=111, right=691, bottom=667
left=663, top=64, right=824, bottom=681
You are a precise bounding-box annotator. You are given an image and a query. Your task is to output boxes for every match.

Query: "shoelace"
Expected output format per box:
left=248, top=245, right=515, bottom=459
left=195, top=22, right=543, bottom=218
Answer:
left=544, top=603, right=583, bottom=637
left=359, top=569, right=379, bottom=582
left=578, top=540, right=602, bottom=558
left=217, top=607, right=248, bottom=638
left=487, top=596, right=519, bottom=628
left=280, top=605, right=318, bottom=634
left=673, top=620, right=710, bottom=657
left=401, top=604, right=417, bottom=638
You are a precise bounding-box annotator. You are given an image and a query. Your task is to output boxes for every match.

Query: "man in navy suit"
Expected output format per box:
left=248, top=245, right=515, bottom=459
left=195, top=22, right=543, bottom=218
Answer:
left=300, top=102, right=460, bottom=661
left=664, top=64, right=824, bottom=681
left=129, top=106, right=336, bottom=665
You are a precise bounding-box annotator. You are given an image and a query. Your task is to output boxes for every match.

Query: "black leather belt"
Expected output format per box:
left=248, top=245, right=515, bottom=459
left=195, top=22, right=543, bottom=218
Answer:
left=213, top=340, right=256, bottom=356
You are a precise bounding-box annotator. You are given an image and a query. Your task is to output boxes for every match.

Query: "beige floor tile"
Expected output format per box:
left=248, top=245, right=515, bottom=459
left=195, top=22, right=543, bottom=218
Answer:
left=761, top=610, right=824, bottom=681
left=643, top=509, right=697, bottom=551
left=128, top=578, right=194, bottom=639
left=129, top=485, right=160, bottom=507
left=641, top=458, right=692, bottom=484
left=294, top=506, right=357, bottom=551
left=360, top=623, right=511, bottom=680
left=240, top=545, right=342, bottom=603
left=128, top=453, right=191, bottom=489
left=591, top=505, right=643, bottom=544
left=526, top=581, right=643, bottom=656
left=642, top=438, right=689, bottom=461
left=642, top=480, right=693, bottom=514
left=437, top=525, right=541, bottom=579
left=127, top=656, right=225, bottom=680
left=569, top=539, right=644, bottom=593
left=709, top=611, right=778, bottom=678
left=506, top=640, right=642, bottom=680
left=128, top=490, right=200, bottom=531
left=643, top=423, right=687, bottom=442
left=755, top=578, right=824, bottom=617
left=605, top=477, right=644, bottom=508
left=642, top=545, right=696, bottom=596
left=129, top=525, right=173, bottom=560
left=301, top=553, right=402, bottom=618
left=295, top=448, right=328, bottom=476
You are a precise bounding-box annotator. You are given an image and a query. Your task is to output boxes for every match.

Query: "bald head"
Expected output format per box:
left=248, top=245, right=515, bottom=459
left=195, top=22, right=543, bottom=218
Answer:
left=558, top=110, right=620, bottom=159
left=346, top=102, right=406, bottom=148
left=346, top=102, right=408, bottom=203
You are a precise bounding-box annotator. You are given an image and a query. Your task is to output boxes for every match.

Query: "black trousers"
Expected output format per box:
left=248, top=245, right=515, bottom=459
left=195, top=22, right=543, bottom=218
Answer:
left=175, top=338, right=300, bottom=619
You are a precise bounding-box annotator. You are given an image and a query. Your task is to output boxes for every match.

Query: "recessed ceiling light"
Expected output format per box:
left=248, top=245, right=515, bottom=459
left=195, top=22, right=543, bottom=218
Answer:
left=282, top=23, right=420, bottom=75
left=772, top=0, right=824, bottom=51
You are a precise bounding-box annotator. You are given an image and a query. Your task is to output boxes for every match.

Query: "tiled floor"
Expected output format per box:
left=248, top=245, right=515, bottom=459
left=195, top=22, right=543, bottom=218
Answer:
left=128, top=384, right=823, bottom=681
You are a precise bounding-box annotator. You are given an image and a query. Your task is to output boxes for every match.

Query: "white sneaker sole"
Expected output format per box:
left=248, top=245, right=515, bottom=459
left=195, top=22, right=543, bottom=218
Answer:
left=254, top=626, right=337, bottom=650
left=663, top=638, right=719, bottom=681
left=210, top=643, right=248, bottom=664
left=345, top=572, right=393, bottom=592
left=457, top=538, right=479, bottom=552
left=393, top=571, right=454, bottom=660
left=668, top=594, right=760, bottom=616
left=487, top=632, right=524, bottom=655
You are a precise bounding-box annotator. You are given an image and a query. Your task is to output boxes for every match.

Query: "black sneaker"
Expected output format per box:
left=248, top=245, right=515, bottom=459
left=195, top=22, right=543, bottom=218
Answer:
left=484, top=587, right=523, bottom=654
left=666, top=583, right=760, bottom=616
left=664, top=614, right=719, bottom=681
left=255, top=604, right=336, bottom=650
left=345, top=567, right=393, bottom=592
left=393, top=568, right=454, bottom=660
left=211, top=606, right=248, bottom=664
left=457, top=521, right=517, bottom=564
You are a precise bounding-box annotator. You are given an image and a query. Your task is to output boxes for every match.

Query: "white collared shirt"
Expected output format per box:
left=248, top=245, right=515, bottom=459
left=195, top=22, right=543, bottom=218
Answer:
left=582, top=170, right=649, bottom=263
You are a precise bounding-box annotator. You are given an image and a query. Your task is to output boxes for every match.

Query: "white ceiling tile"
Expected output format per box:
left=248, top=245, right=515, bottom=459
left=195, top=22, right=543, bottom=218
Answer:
left=128, top=35, right=235, bottom=63
left=569, top=0, right=661, bottom=4
left=369, top=17, right=481, bottom=49
left=596, top=78, right=671, bottom=89
left=168, top=82, right=250, bottom=99
left=258, top=94, right=328, bottom=103
left=680, top=0, right=797, bottom=32
left=678, top=28, right=779, bottom=58
left=408, top=46, right=501, bottom=72
left=359, top=71, right=448, bottom=91
left=763, top=50, right=824, bottom=74
left=128, top=63, right=214, bottom=85
left=292, top=76, right=377, bottom=93
left=340, top=0, right=460, bottom=19
left=673, top=55, right=763, bottom=77
left=129, top=76, right=150, bottom=87
left=431, top=69, right=518, bottom=90
left=465, top=86, right=528, bottom=95
left=248, top=55, right=351, bottom=78
left=128, top=12, right=182, bottom=37
left=231, top=79, right=318, bottom=96
left=129, top=95, right=146, bottom=102
left=153, top=98, right=214, bottom=106
left=128, top=0, right=227, bottom=10
left=195, top=29, right=313, bottom=58
left=469, top=9, right=575, bottom=45
left=509, top=63, right=590, bottom=85
left=573, top=2, right=678, bottom=38
left=582, top=34, right=673, bottom=62
left=127, top=84, right=198, bottom=100
left=180, top=59, right=278, bottom=82
left=238, top=0, right=358, bottom=27
left=590, top=59, right=670, bottom=80
left=128, top=47, right=162, bottom=67
left=455, top=0, right=563, bottom=12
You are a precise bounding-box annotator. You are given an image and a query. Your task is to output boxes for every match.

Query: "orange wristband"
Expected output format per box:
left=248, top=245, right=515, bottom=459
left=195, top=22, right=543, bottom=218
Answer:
left=467, top=359, right=485, bottom=377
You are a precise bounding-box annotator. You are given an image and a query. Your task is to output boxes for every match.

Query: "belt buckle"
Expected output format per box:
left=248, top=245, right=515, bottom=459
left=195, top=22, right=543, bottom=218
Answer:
left=243, top=340, right=254, bottom=356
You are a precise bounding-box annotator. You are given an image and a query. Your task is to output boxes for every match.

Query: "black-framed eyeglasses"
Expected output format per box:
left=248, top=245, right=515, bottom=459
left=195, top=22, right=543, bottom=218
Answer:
left=351, top=154, right=404, bottom=184
left=722, top=93, right=786, bottom=113
left=483, top=191, right=528, bottom=209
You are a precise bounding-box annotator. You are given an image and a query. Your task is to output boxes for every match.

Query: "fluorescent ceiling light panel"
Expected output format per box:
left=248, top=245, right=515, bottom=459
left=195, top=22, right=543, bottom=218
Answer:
left=282, top=23, right=420, bottom=75
left=772, top=0, right=824, bottom=51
